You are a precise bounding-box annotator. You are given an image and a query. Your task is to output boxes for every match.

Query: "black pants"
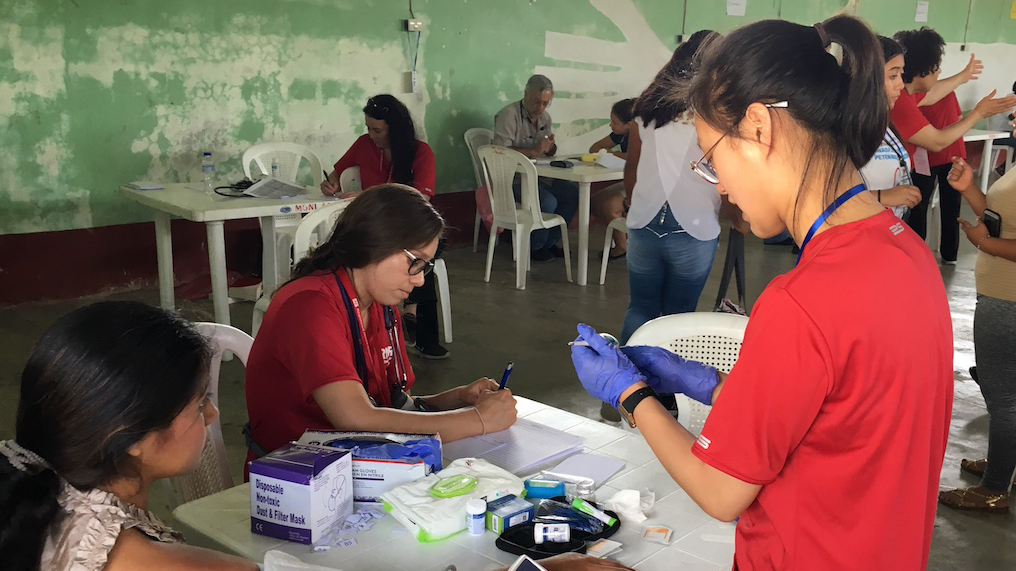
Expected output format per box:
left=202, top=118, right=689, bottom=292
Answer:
left=406, top=238, right=444, bottom=348
left=910, top=164, right=961, bottom=262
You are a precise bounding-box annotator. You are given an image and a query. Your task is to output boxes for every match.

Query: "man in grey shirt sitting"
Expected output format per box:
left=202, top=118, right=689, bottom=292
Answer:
left=493, top=74, right=579, bottom=261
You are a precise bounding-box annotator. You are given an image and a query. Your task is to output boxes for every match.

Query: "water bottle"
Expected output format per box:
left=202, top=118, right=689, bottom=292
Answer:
left=271, top=159, right=280, bottom=179
left=201, top=151, right=215, bottom=192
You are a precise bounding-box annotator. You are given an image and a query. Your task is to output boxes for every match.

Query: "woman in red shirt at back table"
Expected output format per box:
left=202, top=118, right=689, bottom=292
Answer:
left=573, top=16, right=953, bottom=570
left=321, top=94, right=448, bottom=359
left=889, top=27, right=1016, bottom=263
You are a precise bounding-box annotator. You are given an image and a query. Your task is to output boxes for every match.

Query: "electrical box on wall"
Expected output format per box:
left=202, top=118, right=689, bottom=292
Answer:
left=405, top=19, right=423, bottom=32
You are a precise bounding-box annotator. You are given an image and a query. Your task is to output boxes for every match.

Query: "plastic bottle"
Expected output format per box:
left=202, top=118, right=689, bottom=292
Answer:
left=201, top=151, right=215, bottom=192
left=465, top=498, right=486, bottom=536
left=271, top=159, right=280, bottom=178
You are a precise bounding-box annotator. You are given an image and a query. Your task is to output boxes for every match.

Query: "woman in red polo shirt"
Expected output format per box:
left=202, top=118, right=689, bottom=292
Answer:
left=245, top=185, right=516, bottom=461
left=890, top=27, right=1016, bottom=262
left=573, top=16, right=953, bottom=570
left=320, top=94, right=448, bottom=359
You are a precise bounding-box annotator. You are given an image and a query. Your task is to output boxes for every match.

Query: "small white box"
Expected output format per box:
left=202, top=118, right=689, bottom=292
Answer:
left=249, top=443, right=353, bottom=544
left=298, top=430, right=441, bottom=508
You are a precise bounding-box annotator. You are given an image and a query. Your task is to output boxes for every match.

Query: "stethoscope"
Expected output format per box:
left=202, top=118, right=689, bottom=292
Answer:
left=333, top=271, right=408, bottom=407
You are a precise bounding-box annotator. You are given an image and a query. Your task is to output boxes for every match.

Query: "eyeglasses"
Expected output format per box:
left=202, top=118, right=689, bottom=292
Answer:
left=404, top=249, right=435, bottom=276
left=690, top=101, right=789, bottom=185
left=366, top=97, right=390, bottom=117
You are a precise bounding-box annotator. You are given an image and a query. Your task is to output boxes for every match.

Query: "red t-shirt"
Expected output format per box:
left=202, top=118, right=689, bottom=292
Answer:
left=890, top=89, right=931, bottom=159
left=692, top=210, right=953, bottom=571
left=332, top=134, right=436, bottom=196
left=245, top=268, right=416, bottom=457
left=919, top=92, right=967, bottom=166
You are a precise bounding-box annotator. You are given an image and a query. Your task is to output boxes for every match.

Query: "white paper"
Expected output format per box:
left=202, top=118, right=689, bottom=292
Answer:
left=913, top=147, right=932, bottom=176
left=442, top=418, right=583, bottom=474
left=548, top=453, right=626, bottom=487
left=127, top=181, right=164, bottom=190
left=587, top=538, right=623, bottom=557
left=244, top=177, right=309, bottom=199
left=726, top=0, right=747, bottom=17
left=915, top=1, right=929, bottom=22
left=595, top=153, right=626, bottom=169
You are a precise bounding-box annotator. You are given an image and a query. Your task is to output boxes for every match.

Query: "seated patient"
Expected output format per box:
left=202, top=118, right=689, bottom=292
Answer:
left=0, top=301, right=256, bottom=571
left=590, top=98, right=635, bottom=258
left=245, top=185, right=518, bottom=462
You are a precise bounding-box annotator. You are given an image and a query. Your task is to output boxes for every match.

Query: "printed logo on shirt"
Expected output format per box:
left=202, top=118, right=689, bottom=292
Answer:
left=381, top=345, right=394, bottom=365
left=889, top=222, right=905, bottom=236
left=696, top=434, right=711, bottom=450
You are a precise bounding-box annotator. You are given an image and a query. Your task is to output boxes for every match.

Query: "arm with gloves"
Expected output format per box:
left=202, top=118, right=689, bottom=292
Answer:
left=571, top=324, right=760, bottom=521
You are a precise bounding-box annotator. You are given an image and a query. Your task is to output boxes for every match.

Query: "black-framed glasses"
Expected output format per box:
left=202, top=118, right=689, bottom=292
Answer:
left=690, top=101, right=789, bottom=185
left=403, top=249, right=435, bottom=276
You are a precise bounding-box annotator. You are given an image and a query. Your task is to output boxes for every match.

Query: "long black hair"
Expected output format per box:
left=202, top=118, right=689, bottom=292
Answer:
left=291, top=184, right=444, bottom=280
left=633, top=30, right=717, bottom=129
left=364, top=94, right=419, bottom=185
left=689, top=15, right=886, bottom=216
left=879, top=35, right=903, bottom=63
left=0, top=301, right=211, bottom=571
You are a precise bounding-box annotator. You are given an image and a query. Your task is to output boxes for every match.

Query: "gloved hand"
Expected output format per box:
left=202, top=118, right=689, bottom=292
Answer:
left=620, top=345, right=720, bottom=405
left=571, top=323, right=645, bottom=408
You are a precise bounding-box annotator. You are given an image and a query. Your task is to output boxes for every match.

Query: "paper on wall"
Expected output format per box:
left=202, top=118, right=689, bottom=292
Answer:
left=915, top=1, right=929, bottom=23
left=726, top=0, right=747, bottom=17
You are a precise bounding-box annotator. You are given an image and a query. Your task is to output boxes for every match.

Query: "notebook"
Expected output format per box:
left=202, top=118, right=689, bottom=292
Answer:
left=442, top=418, right=584, bottom=474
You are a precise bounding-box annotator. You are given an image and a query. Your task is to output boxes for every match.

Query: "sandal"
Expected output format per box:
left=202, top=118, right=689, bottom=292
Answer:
left=938, top=486, right=1010, bottom=514
left=961, top=458, right=988, bottom=478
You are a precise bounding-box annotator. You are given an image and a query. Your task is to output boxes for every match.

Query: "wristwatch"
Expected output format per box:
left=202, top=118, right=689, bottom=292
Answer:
left=618, top=386, right=659, bottom=428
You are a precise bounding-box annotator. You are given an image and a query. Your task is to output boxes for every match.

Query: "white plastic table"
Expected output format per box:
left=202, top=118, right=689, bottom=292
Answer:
left=173, top=397, right=734, bottom=570
left=534, top=161, right=624, bottom=287
left=963, top=129, right=1011, bottom=186
left=119, top=183, right=340, bottom=326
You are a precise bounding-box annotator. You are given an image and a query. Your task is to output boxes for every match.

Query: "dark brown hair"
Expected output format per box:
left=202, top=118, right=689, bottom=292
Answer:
left=291, top=184, right=444, bottom=280
left=0, top=301, right=210, bottom=571
left=689, top=15, right=887, bottom=215
left=364, top=94, right=418, bottom=185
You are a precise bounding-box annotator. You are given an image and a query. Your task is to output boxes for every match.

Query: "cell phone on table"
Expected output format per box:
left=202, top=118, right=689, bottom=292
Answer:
left=983, top=209, right=1002, bottom=238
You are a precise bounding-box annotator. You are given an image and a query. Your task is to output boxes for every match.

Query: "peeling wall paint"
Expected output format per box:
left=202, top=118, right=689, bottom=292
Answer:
left=2, top=0, right=1014, bottom=236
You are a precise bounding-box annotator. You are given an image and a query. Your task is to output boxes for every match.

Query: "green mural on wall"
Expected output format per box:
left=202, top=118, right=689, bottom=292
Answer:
left=1, top=0, right=1013, bottom=236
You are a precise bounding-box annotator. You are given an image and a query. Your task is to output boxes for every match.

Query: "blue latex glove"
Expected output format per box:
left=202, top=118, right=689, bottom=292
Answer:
left=571, top=323, right=645, bottom=408
left=621, top=345, right=720, bottom=405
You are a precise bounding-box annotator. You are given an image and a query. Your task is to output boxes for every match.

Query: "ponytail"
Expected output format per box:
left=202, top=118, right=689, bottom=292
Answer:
left=690, top=15, right=886, bottom=208
left=0, top=461, right=60, bottom=571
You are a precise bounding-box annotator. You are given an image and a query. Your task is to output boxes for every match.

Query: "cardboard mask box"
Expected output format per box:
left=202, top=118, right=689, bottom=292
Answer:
left=249, top=442, right=353, bottom=544
left=297, top=430, right=442, bottom=508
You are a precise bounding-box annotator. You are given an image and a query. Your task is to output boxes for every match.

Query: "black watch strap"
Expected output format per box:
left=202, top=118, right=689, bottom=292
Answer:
left=619, top=386, right=658, bottom=428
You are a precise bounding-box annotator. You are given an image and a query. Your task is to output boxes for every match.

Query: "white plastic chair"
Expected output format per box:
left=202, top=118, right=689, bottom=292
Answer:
left=242, top=142, right=325, bottom=277
left=252, top=201, right=351, bottom=337
left=339, top=166, right=361, bottom=193
left=478, top=145, right=572, bottom=290
left=625, top=312, right=749, bottom=436
left=599, top=217, right=629, bottom=285
left=168, top=323, right=253, bottom=505
left=465, top=128, right=494, bottom=252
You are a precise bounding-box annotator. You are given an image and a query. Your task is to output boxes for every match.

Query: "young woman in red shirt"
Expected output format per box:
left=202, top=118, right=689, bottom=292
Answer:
left=321, top=94, right=448, bottom=358
left=573, top=16, right=954, bottom=570
left=246, top=186, right=517, bottom=461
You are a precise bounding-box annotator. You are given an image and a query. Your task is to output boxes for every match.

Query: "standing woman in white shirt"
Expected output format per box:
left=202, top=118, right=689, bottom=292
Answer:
left=858, top=36, right=922, bottom=218
left=621, top=30, right=734, bottom=343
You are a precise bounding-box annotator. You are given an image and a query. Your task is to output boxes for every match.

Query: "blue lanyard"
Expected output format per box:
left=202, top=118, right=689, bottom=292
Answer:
left=797, top=183, right=867, bottom=264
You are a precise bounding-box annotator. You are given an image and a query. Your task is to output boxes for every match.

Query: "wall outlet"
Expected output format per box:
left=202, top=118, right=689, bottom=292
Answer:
left=405, top=19, right=424, bottom=32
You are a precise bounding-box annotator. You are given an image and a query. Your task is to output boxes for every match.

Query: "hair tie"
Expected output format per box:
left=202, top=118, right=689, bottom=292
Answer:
left=813, top=23, right=831, bottom=49
left=0, top=440, right=52, bottom=474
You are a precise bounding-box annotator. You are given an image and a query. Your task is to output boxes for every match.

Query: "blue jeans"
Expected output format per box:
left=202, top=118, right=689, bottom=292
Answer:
left=621, top=205, right=719, bottom=343
left=513, top=177, right=579, bottom=251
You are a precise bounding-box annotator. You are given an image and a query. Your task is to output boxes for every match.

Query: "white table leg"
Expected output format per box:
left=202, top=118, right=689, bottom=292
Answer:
left=259, top=216, right=280, bottom=295
left=980, top=140, right=996, bottom=187
left=154, top=211, right=175, bottom=310
left=577, top=182, right=591, bottom=286
left=206, top=221, right=230, bottom=326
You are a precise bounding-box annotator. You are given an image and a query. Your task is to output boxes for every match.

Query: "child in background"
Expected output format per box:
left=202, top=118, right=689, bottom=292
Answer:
left=591, top=98, right=635, bottom=259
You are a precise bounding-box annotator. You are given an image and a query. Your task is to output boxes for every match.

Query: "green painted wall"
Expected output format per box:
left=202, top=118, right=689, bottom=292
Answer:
left=2, top=0, right=1015, bottom=235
